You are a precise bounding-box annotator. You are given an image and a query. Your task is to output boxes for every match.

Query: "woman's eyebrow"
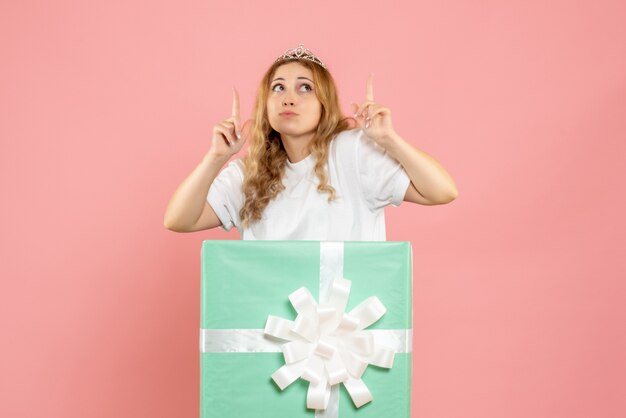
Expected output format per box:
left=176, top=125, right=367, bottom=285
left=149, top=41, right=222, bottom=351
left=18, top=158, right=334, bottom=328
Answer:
left=271, top=77, right=314, bottom=83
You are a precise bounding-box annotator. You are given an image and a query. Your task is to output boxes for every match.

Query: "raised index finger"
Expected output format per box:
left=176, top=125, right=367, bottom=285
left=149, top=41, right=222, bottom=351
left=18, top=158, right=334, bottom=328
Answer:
left=366, top=73, right=374, bottom=101
left=231, top=87, right=242, bottom=136
left=231, top=87, right=240, bottom=121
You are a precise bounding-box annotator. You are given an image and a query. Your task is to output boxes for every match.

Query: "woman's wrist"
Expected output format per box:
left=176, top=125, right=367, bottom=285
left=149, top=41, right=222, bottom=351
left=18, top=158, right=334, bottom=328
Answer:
left=379, top=131, right=407, bottom=160
left=203, top=150, right=231, bottom=167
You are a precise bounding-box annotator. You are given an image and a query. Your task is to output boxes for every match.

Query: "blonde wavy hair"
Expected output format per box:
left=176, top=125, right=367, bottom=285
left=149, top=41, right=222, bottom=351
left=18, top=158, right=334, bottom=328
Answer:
left=240, top=59, right=355, bottom=228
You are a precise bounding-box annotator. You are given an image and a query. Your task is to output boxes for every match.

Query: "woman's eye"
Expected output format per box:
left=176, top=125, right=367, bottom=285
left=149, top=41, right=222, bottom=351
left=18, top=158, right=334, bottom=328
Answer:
left=271, top=83, right=313, bottom=92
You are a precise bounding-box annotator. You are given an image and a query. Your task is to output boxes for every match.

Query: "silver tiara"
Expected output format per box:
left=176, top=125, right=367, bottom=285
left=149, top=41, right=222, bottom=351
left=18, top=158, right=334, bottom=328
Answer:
left=275, top=43, right=327, bottom=69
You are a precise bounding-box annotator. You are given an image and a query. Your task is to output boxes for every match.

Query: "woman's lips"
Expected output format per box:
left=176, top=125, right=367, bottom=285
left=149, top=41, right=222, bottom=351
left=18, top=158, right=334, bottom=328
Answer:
left=280, top=112, right=298, bottom=117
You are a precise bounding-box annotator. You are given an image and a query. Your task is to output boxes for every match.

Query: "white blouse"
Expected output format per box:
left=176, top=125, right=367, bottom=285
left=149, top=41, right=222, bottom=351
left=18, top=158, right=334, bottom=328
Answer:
left=207, top=127, right=410, bottom=240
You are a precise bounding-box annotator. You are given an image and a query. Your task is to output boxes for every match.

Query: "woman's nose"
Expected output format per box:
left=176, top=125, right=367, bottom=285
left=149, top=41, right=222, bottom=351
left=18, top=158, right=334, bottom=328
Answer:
left=282, top=91, right=296, bottom=106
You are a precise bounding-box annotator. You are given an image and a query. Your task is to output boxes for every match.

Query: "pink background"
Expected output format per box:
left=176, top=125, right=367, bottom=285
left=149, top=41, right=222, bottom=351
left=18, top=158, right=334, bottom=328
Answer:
left=1, top=0, right=625, bottom=417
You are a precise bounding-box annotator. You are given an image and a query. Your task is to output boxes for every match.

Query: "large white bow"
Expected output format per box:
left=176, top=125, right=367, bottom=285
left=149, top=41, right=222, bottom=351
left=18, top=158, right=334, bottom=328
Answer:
left=263, top=276, right=395, bottom=410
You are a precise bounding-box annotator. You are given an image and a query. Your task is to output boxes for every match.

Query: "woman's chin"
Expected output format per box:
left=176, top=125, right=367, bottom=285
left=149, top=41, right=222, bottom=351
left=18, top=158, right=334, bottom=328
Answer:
left=276, top=127, right=315, bottom=138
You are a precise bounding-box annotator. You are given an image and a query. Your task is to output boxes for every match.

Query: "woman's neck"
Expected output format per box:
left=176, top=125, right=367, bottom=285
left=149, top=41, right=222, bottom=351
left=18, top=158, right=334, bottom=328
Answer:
left=281, top=132, right=315, bottom=163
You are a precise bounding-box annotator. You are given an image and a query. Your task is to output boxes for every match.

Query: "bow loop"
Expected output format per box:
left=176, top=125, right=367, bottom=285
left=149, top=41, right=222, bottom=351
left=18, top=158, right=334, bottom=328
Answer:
left=349, top=296, right=386, bottom=330
left=289, top=287, right=318, bottom=314
left=282, top=340, right=313, bottom=363
left=264, top=315, right=295, bottom=341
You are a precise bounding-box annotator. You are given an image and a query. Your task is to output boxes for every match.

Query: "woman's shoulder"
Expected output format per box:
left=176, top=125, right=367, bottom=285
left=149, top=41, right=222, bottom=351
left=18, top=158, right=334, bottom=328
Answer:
left=330, top=126, right=399, bottom=173
left=228, top=158, right=245, bottom=171
left=218, top=158, right=246, bottom=182
left=332, top=127, right=385, bottom=157
left=331, top=127, right=364, bottom=154
left=333, top=127, right=362, bottom=142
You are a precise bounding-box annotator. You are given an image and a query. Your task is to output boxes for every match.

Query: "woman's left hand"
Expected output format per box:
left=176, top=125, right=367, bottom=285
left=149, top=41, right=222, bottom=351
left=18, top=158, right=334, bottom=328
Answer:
left=351, top=74, right=397, bottom=149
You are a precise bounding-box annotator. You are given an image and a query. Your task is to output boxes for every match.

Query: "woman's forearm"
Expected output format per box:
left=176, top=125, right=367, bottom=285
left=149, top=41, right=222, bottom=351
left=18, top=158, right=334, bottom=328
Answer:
left=163, top=152, right=229, bottom=230
left=385, top=133, right=458, bottom=204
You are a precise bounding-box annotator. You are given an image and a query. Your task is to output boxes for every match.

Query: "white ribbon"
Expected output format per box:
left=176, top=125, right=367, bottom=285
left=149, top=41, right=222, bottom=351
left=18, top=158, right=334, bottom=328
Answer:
left=200, top=242, right=412, bottom=418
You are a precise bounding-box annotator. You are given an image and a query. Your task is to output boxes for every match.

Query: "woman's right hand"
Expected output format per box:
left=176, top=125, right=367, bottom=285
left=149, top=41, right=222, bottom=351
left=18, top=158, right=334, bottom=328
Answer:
left=208, top=87, right=248, bottom=159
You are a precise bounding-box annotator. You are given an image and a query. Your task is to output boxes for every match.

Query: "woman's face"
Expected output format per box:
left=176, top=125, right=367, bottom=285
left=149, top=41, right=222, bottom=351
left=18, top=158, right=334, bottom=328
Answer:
left=266, top=62, right=322, bottom=139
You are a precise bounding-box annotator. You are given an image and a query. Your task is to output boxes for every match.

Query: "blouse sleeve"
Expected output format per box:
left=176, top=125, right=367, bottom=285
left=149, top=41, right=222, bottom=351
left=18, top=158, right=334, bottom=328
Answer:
left=206, top=159, right=245, bottom=231
left=355, top=129, right=411, bottom=211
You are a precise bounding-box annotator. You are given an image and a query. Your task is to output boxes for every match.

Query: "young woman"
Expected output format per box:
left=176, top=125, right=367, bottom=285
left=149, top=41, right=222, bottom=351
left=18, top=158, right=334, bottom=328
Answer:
left=164, top=44, right=458, bottom=240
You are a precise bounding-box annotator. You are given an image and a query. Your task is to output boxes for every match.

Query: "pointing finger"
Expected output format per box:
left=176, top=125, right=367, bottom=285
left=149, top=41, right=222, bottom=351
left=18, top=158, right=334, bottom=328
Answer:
left=366, top=73, right=374, bottom=102
left=232, top=86, right=241, bottom=137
